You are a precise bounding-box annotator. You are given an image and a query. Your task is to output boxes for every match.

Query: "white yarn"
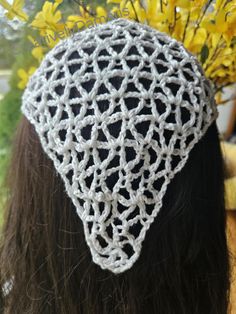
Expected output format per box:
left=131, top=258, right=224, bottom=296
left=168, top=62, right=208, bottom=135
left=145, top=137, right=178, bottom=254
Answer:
left=21, top=18, right=218, bottom=274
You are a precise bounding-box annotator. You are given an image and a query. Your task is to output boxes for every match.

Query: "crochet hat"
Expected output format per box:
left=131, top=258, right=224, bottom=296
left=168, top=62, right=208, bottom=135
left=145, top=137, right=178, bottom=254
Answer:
left=21, top=18, right=218, bottom=274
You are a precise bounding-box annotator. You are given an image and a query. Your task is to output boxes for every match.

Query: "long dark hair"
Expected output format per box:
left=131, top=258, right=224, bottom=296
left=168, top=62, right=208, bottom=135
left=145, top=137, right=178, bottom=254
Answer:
left=0, top=115, right=230, bottom=313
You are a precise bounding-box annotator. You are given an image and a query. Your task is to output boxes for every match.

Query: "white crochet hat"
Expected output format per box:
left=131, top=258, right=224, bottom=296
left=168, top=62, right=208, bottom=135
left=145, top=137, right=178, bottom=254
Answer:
left=21, top=18, right=218, bottom=274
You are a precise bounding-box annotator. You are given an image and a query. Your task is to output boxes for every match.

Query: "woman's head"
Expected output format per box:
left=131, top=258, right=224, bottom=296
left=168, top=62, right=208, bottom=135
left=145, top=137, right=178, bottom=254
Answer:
left=20, top=18, right=218, bottom=274
left=0, top=115, right=229, bottom=314
left=0, top=18, right=230, bottom=313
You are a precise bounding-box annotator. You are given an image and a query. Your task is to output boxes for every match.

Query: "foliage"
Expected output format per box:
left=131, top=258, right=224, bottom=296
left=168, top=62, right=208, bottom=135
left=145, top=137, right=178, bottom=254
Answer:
left=0, top=35, right=20, bottom=69
left=0, top=25, right=35, bottom=188
left=0, top=88, right=22, bottom=220
left=0, top=0, right=28, bottom=21
left=0, top=89, right=22, bottom=149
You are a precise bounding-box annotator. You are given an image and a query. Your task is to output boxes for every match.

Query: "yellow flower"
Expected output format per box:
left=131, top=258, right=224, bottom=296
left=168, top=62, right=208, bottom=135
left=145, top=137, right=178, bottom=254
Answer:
left=79, top=4, right=91, bottom=16
left=30, top=0, right=65, bottom=36
left=66, top=5, right=93, bottom=30
left=101, top=0, right=236, bottom=92
left=214, top=0, right=228, bottom=11
left=221, top=3, right=236, bottom=45
left=66, top=15, right=84, bottom=30
left=204, top=39, right=235, bottom=67
left=145, top=0, right=163, bottom=29
left=174, top=0, right=190, bottom=9
left=27, top=35, right=39, bottom=47
left=133, top=0, right=146, bottom=23
left=28, top=35, right=45, bottom=62
left=145, top=0, right=190, bottom=33
left=32, top=47, right=44, bottom=62
left=107, top=0, right=121, bottom=3
left=17, top=67, right=36, bottom=90
left=185, top=27, right=207, bottom=53
left=201, top=10, right=227, bottom=34
left=106, top=0, right=125, bottom=17
left=121, top=0, right=146, bottom=23
left=162, top=1, right=175, bottom=26
left=204, top=47, right=235, bottom=82
left=184, top=0, right=208, bottom=21
left=66, top=15, right=90, bottom=30
left=171, top=17, right=183, bottom=40
left=146, top=0, right=158, bottom=18
left=66, top=5, right=108, bottom=31
left=96, top=6, right=107, bottom=19
left=201, top=8, right=236, bottom=47
left=159, top=0, right=190, bottom=26
left=0, top=0, right=28, bottom=21
left=44, top=29, right=61, bottom=48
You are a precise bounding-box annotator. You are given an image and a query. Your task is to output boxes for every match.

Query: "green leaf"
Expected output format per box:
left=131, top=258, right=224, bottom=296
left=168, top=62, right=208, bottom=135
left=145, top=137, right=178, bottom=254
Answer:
left=200, top=45, right=209, bottom=64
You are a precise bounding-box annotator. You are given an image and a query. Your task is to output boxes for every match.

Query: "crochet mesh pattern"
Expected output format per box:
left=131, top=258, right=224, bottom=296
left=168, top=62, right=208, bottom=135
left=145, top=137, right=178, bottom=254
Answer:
left=21, top=18, right=218, bottom=274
